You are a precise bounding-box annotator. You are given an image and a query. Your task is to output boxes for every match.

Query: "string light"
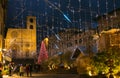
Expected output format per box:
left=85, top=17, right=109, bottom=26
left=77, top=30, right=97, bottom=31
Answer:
left=113, top=0, right=117, bottom=17
left=45, top=3, right=49, bottom=37
left=97, top=0, right=100, bottom=15
left=6, top=0, right=120, bottom=54
left=105, top=0, right=109, bottom=29
left=89, top=0, right=92, bottom=29
left=78, top=0, right=82, bottom=29
left=112, top=0, right=118, bottom=28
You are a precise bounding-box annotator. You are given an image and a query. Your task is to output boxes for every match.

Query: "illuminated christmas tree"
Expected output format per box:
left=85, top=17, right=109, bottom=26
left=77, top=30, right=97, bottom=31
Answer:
left=38, top=41, right=48, bottom=64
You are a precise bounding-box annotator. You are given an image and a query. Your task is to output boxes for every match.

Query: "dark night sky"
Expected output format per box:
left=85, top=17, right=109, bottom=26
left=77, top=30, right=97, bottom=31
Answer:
left=6, top=0, right=120, bottom=45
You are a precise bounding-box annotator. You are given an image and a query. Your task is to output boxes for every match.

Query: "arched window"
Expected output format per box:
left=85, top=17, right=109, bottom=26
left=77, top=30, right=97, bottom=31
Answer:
left=30, top=25, right=33, bottom=29
left=29, top=18, right=33, bottom=23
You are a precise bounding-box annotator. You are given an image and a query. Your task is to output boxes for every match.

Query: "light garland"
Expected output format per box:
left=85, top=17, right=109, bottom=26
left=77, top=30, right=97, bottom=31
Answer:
left=6, top=0, right=119, bottom=54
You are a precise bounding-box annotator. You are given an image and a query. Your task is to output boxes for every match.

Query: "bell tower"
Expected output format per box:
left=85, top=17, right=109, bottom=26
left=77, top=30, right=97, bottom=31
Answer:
left=26, top=16, right=37, bottom=58
left=26, top=16, right=36, bottom=30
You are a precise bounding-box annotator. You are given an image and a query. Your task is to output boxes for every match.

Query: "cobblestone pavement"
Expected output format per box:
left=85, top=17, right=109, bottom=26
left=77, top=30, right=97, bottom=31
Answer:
left=3, top=73, right=120, bottom=78
left=3, top=74, right=79, bottom=78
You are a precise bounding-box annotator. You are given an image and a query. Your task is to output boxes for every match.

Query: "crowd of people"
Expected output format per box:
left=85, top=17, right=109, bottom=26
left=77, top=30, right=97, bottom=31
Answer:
left=0, top=62, right=42, bottom=77
left=17, top=64, right=33, bottom=77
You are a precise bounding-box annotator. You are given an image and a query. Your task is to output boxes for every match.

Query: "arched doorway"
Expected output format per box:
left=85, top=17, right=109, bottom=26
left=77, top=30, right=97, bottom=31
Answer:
left=10, top=44, right=20, bottom=59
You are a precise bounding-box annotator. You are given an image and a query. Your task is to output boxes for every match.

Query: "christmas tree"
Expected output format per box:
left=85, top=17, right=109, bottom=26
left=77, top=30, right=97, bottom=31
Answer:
left=38, top=41, right=48, bottom=64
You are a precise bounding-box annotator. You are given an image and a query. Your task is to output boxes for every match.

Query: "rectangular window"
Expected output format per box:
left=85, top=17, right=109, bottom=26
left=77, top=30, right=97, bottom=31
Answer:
left=67, top=42, right=72, bottom=47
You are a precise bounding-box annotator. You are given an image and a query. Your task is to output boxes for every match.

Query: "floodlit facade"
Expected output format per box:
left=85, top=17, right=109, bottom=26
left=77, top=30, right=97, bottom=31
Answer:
left=0, top=0, right=7, bottom=62
left=5, top=16, right=37, bottom=59
left=97, top=29, right=120, bottom=52
left=97, top=8, right=120, bottom=52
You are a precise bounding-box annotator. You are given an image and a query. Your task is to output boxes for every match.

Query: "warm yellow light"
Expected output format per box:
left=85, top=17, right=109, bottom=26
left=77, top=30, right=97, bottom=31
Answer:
left=0, top=48, right=6, bottom=52
left=101, top=29, right=120, bottom=34
left=44, top=37, right=49, bottom=47
left=44, top=37, right=48, bottom=42
left=88, top=71, right=92, bottom=76
left=2, top=49, right=6, bottom=51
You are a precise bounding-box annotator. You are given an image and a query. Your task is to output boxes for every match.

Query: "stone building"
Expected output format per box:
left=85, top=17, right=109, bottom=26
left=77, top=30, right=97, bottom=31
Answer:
left=97, top=8, right=120, bottom=32
left=97, top=29, right=120, bottom=52
left=0, top=0, right=7, bottom=62
left=5, top=16, right=37, bottom=61
left=96, top=8, right=120, bottom=52
left=48, top=28, right=97, bottom=57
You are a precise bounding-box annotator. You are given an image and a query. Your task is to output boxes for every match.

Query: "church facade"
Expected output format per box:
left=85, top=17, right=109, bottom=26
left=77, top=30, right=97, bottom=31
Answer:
left=5, top=16, right=37, bottom=59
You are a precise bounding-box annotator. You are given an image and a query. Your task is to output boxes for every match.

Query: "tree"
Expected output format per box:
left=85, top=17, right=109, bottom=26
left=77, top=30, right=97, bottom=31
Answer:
left=62, top=51, right=74, bottom=69
left=76, top=55, right=92, bottom=74
left=91, top=48, right=120, bottom=75
left=38, top=41, right=48, bottom=64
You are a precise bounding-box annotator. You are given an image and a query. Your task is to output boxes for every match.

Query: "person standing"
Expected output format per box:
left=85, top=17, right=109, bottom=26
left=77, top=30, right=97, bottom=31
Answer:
left=19, top=64, right=24, bottom=76
left=25, top=64, right=30, bottom=77
left=8, top=64, right=13, bottom=76
left=29, top=64, right=32, bottom=77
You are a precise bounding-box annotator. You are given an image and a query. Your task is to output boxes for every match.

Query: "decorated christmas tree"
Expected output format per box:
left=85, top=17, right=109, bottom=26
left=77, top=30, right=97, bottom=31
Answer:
left=38, top=41, right=48, bottom=64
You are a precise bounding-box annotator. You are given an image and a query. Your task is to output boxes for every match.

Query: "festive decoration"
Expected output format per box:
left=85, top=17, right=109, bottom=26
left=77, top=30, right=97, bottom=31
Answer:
left=6, top=0, right=119, bottom=53
left=38, top=41, right=48, bottom=64
left=43, top=37, right=49, bottom=48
